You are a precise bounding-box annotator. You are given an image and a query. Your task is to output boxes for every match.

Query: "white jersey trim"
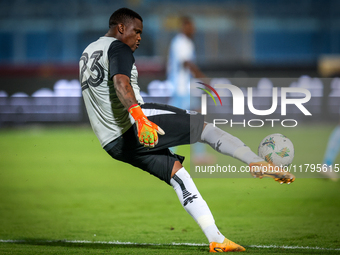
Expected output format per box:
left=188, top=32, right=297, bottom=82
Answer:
left=142, top=108, right=176, bottom=117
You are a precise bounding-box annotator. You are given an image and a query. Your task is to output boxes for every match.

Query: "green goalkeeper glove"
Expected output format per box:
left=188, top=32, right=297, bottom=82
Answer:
left=129, top=104, right=165, bottom=148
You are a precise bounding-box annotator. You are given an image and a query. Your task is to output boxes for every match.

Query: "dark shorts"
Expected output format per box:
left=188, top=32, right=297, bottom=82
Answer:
left=104, top=103, right=205, bottom=185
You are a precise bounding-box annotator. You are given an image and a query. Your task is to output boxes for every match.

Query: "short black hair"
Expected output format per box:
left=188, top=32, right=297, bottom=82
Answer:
left=109, top=8, right=143, bottom=28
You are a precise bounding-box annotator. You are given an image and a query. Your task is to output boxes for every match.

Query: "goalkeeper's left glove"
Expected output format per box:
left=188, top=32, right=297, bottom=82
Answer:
left=129, top=104, right=165, bottom=148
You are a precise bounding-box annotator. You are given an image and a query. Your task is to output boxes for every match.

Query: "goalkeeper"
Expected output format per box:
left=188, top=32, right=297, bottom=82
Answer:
left=80, top=8, right=295, bottom=253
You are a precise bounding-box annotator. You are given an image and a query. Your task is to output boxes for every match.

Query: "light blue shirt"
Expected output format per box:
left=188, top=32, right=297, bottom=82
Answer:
left=167, top=33, right=195, bottom=109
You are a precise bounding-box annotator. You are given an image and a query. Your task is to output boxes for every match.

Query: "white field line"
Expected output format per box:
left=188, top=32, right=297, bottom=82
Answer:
left=0, top=239, right=340, bottom=251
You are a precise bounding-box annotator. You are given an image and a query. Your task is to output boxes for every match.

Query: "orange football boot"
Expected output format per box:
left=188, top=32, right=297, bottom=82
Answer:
left=249, top=161, right=295, bottom=184
left=209, top=238, right=246, bottom=252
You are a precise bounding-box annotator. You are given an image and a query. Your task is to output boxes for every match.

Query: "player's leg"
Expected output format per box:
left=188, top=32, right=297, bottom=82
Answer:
left=142, top=102, right=260, bottom=167
left=170, top=161, right=245, bottom=252
left=106, top=138, right=245, bottom=252
left=140, top=102, right=294, bottom=183
left=200, top=123, right=263, bottom=165
left=200, top=123, right=295, bottom=184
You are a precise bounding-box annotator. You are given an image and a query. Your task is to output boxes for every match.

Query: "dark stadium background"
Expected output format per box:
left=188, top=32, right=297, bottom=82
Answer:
left=0, top=0, right=339, bottom=124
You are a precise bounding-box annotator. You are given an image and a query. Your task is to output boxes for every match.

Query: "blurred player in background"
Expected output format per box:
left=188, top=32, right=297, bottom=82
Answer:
left=167, top=16, right=214, bottom=164
left=80, top=8, right=294, bottom=253
left=167, top=16, right=204, bottom=109
left=322, top=121, right=340, bottom=180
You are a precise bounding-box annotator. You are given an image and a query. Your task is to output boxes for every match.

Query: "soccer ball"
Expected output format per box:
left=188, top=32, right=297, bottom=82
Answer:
left=258, top=133, right=294, bottom=167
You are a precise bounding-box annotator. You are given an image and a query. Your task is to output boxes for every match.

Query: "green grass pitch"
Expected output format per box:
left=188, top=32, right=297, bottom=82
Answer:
left=0, top=124, right=340, bottom=254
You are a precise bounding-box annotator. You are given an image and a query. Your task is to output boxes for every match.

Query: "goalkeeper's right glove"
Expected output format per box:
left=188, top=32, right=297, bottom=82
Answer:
left=129, top=104, right=165, bottom=148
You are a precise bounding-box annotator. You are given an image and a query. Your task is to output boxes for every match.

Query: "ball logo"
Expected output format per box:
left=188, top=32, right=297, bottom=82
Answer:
left=276, top=147, right=290, bottom=158
left=262, top=137, right=275, bottom=150
left=265, top=153, right=273, bottom=164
